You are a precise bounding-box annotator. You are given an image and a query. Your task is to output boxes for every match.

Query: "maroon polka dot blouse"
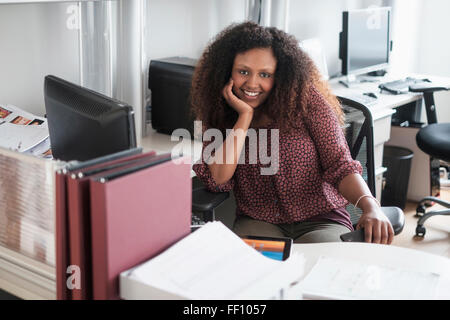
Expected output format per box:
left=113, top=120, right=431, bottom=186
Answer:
left=193, top=86, right=363, bottom=228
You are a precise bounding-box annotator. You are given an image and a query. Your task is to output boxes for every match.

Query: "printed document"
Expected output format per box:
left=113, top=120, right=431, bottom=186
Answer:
left=0, top=103, right=51, bottom=157
left=301, top=256, right=441, bottom=299
left=124, top=221, right=305, bottom=299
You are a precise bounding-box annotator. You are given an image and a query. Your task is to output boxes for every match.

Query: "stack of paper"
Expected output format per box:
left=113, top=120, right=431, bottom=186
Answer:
left=120, top=221, right=305, bottom=300
left=0, top=103, right=51, bottom=158
left=301, top=256, right=441, bottom=300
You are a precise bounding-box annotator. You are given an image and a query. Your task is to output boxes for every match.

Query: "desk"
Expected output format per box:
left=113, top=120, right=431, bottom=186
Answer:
left=330, top=74, right=450, bottom=201
left=292, top=242, right=450, bottom=299
left=330, top=73, right=450, bottom=118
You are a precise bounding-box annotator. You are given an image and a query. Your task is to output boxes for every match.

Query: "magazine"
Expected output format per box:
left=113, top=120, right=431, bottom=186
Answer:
left=0, top=103, right=52, bottom=158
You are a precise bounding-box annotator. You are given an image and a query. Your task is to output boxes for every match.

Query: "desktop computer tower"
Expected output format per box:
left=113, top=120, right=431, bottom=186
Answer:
left=148, top=57, right=197, bottom=136
left=385, top=125, right=440, bottom=202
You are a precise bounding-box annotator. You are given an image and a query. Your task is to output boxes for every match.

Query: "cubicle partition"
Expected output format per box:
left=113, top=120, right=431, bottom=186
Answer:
left=0, top=147, right=62, bottom=299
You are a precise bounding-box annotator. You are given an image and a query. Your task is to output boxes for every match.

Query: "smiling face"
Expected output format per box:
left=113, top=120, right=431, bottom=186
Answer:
left=231, top=47, right=277, bottom=108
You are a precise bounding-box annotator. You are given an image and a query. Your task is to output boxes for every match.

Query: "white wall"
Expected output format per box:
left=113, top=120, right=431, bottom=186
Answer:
left=287, top=0, right=387, bottom=77
left=415, top=0, right=450, bottom=77
left=144, top=0, right=389, bottom=78
left=2, top=0, right=448, bottom=122
left=416, top=0, right=450, bottom=122
left=144, top=0, right=247, bottom=119
left=145, top=0, right=247, bottom=61
left=388, top=0, right=422, bottom=75
left=0, top=2, right=80, bottom=116
left=389, top=0, right=450, bottom=122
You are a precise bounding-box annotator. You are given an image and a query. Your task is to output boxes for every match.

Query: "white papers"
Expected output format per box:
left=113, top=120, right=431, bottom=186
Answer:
left=301, top=256, right=441, bottom=300
left=0, top=104, right=51, bottom=157
left=23, top=137, right=52, bottom=159
left=123, top=221, right=305, bottom=300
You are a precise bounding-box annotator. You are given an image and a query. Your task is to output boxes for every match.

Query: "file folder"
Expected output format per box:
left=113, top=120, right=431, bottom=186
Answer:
left=55, top=169, right=71, bottom=300
left=55, top=148, right=145, bottom=300
left=89, top=155, right=192, bottom=300
left=66, top=151, right=157, bottom=300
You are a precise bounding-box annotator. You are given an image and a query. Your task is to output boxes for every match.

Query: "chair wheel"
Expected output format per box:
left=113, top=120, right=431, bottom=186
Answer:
left=415, top=205, right=426, bottom=217
left=415, top=225, right=426, bottom=237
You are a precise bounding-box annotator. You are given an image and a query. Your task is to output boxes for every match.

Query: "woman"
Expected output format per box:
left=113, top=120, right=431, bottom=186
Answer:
left=191, top=21, right=394, bottom=244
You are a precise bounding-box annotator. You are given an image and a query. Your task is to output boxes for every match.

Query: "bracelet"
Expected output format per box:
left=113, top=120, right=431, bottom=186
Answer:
left=354, top=195, right=380, bottom=209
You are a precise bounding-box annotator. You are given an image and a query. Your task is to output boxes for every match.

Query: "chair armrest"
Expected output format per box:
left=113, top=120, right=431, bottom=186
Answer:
left=346, top=206, right=405, bottom=242
left=381, top=206, right=405, bottom=235
left=192, top=187, right=230, bottom=212
left=409, top=83, right=449, bottom=93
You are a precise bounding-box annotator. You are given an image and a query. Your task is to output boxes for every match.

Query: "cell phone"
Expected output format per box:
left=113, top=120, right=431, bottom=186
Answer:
left=241, top=235, right=292, bottom=261
left=340, top=228, right=366, bottom=242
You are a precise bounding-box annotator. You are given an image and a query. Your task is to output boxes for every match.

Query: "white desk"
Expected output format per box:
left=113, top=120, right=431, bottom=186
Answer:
left=330, top=74, right=450, bottom=201
left=330, top=73, right=450, bottom=122
left=292, top=242, right=450, bottom=299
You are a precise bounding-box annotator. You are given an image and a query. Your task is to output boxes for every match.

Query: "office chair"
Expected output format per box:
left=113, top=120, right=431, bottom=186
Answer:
left=408, top=83, right=450, bottom=237
left=192, top=96, right=405, bottom=238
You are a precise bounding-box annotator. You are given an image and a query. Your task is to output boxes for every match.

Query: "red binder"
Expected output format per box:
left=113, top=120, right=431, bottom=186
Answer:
left=55, top=148, right=146, bottom=300
left=89, top=156, right=192, bottom=300
left=55, top=169, right=71, bottom=300
left=66, top=151, right=156, bottom=299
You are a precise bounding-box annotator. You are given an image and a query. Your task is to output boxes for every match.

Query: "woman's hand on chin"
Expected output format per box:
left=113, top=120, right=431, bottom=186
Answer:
left=222, top=79, right=254, bottom=116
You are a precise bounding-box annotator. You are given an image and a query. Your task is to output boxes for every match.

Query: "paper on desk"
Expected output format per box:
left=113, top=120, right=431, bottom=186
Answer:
left=129, top=221, right=305, bottom=300
left=0, top=103, right=49, bottom=152
left=23, top=136, right=53, bottom=159
left=301, top=256, right=441, bottom=300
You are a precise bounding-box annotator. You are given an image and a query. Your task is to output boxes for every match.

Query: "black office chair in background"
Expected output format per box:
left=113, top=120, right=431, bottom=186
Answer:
left=337, top=96, right=404, bottom=234
left=409, top=83, right=450, bottom=237
left=191, top=96, right=405, bottom=239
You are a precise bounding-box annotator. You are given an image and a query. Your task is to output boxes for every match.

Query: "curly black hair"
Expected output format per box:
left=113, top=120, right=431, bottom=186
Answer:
left=191, top=21, right=342, bottom=133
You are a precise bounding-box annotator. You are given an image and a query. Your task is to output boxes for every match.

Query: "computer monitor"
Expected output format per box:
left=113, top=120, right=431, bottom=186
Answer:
left=44, top=75, right=136, bottom=161
left=339, top=7, right=391, bottom=77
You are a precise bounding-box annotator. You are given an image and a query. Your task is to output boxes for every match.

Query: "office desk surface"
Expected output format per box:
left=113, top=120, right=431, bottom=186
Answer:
left=292, top=242, right=450, bottom=299
left=292, top=242, right=450, bottom=279
left=330, top=73, right=450, bottom=117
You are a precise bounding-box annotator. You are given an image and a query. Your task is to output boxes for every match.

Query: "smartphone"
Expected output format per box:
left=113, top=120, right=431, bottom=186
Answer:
left=241, top=235, right=292, bottom=261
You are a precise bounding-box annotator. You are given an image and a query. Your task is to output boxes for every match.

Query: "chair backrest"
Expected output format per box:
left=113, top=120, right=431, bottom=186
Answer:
left=338, top=96, right=376, bottom=225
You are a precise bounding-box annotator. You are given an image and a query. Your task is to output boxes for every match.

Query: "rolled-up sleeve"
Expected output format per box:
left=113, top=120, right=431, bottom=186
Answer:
left=192, top=139, right=235, bottom=192
left=304, top=86, right=363, bottom=187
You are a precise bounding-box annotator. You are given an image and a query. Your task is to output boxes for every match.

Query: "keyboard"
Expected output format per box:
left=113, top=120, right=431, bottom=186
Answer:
left=340, top=93, right=378, bottom=106
left=378, top=77, right=431, bottom=94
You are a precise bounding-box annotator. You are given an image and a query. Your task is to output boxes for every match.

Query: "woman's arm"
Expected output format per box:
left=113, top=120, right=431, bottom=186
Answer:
left=338, top=173, right=394, bottom=244
left=303, top=87, right=393, bottom=244
left=208, top=112, right=253, bottom=184
left=208, top=79, right=254, bottom=185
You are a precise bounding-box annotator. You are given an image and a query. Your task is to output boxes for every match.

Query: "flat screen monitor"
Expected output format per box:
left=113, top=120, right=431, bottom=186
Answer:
left=44, top=75, right=136, bottom=161
left=340, top=7, right=391, bottom=76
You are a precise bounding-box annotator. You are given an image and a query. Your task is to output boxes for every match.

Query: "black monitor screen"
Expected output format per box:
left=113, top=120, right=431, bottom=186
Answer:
left=44, top=75, right=136, bottom=161
left=340, top=7, right=391, bottom=75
